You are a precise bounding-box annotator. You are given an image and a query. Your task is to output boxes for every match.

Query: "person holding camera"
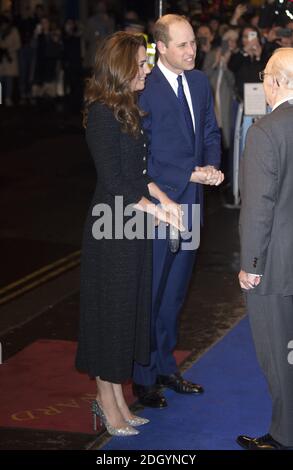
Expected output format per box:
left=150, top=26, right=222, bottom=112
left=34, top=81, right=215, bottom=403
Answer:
left=195, top=24, right=216, bottom=71
left=201, top=29, right=237, bottom=153
left=228, top=26, right=269, bottom=100
left=0, top=15, right=21, bottom=106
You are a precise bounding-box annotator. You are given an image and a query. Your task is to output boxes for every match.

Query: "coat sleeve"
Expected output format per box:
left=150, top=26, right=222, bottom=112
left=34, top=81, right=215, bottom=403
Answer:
left=139, top=92, right=192, bottom=199
left=203, top=76, right=221, bottom=169
left=239, top=124, right=278, bottom=274
left=86, top=102, right=151, bottom=205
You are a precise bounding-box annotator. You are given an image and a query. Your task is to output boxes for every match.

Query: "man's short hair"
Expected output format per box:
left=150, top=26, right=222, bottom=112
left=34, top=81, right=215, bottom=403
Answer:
left=153, top=14, right=189, bottom=46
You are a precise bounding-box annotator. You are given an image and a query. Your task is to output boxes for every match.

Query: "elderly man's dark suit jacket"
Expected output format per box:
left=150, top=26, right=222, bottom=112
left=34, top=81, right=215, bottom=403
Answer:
left=239, top=99, right=293, bottom=295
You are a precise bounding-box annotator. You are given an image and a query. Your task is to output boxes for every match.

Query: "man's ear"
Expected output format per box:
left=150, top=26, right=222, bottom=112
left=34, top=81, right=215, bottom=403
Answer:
left=272, top=76, right=280, bottom=93
left=156, top=40, right=167, bottom=55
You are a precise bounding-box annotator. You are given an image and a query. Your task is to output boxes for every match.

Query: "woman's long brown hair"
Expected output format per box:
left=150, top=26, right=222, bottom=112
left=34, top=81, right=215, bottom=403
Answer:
left=83, top=31, right=147, bottom=136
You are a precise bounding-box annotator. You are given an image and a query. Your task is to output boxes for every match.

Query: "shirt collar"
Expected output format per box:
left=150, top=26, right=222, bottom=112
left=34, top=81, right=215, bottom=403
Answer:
left=272, top=96, right=293, bottom=111
left=157, top=58, right=184, bottom=84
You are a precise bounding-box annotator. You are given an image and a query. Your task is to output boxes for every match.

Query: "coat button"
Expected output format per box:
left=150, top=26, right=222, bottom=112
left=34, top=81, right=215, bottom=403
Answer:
left=143, top=143, right=146, bottom=147
left=143, top=169, right=147, bottom=175
left=141, top=130, right=144, bottom=135
left=143, top=157, right=146, bottom=161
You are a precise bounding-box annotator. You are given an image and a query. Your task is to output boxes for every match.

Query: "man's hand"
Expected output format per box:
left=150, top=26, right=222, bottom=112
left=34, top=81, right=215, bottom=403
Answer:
left=239, top=270, right=262, bottom=290
left=190, top=166, right=224, bottom=186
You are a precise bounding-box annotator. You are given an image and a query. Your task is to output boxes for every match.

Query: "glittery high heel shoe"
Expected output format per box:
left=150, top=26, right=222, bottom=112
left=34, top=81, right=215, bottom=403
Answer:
left=126, top=416, right=150, bottom=427
left=92, top=400, right=139, bottom=436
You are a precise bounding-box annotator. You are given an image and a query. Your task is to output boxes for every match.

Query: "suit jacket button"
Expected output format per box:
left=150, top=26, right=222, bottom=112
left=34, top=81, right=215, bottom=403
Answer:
left=143, top=169, right=147, bottom=175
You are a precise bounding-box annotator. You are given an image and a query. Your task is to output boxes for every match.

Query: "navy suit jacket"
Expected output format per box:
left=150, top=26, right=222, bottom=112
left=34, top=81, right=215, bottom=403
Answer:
left=139, top=65, right=221, bottom=208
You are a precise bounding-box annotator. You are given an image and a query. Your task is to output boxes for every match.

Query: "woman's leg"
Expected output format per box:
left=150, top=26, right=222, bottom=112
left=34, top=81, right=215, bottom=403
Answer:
left=96, top=377, right=128, bottom=428
left=112, top=383, right=136, bottom=420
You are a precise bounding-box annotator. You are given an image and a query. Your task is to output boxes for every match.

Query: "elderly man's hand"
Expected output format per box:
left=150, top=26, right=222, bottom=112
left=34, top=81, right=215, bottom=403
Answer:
left=239, top=270, right=262, bottom=290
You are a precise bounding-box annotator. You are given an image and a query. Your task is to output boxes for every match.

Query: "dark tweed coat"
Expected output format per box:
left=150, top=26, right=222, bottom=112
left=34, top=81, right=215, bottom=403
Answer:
left=76, top=102, right=152, bottom=382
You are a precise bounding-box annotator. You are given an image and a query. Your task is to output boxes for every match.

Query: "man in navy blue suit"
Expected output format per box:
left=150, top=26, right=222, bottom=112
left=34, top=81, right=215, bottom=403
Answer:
left=133, top=14, right=223, bottom=408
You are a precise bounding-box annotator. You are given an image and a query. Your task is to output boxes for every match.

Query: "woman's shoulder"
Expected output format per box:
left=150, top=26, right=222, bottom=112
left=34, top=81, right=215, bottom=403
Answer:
left=86, top=101, right=121, bottom=138
left=88, top=101, right=119, bottom=126
left=88, top=101, right=119, bottom=124
left=89, top=100, right=113, bottom=116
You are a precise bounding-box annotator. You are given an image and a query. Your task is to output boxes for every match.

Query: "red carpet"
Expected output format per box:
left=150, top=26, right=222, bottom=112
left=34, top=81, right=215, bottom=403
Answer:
left=0, top=340, right=191, bottom=434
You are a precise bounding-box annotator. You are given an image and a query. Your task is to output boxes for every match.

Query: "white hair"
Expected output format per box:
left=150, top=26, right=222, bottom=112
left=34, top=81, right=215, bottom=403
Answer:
left=271, top=48, right=293, bottom=90
left=222, top=29, right=239, bottom=42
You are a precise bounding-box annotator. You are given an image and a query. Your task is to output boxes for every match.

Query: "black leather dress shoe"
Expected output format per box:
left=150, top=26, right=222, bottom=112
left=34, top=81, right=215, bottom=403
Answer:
left=132, top=383, right=168, bottom=408
left=237, top=433, right=292, bottom=450
left=157, top=373, right=204, bottom=394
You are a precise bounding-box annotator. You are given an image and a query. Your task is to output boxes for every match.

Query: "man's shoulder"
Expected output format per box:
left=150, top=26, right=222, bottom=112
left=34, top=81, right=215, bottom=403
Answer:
left=252, top=102, right=293, bottom=136
left=141, top=66, right=161, bottom=92
left=185, top=70, right=210, bottom=97
left=185, top=69, right=209, bottom=87
left=272, top=100, right=293, bottom=123
left=185, top=69, right=207, bottom=81
left=246, top=114, right=272, bottom=145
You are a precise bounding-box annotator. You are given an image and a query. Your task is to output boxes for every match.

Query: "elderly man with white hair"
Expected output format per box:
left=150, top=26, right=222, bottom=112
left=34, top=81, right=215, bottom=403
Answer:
left=238, top=48, right=293, bottom=450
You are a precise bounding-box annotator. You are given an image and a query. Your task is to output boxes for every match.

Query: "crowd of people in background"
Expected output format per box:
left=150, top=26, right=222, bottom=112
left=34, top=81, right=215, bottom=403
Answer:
left=0, top=0, right=292, bottom=119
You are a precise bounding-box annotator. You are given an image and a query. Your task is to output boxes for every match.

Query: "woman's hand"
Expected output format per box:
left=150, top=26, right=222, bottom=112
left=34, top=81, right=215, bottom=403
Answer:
left=134, top=192, right=184, bottom=231
left=155, top=199, right=185, bottom=232
left=230, top=4, right=247, bottom=25
left=234, top=4, right=247, bottom=20
left=160, top=196, right=181, bottom=217
left=244, top=39, right=262, bottom=59
left=250, top=39, right=262, bottom=59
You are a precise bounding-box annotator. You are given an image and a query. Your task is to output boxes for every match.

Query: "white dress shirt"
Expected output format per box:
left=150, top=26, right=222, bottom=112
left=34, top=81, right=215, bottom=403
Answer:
left=272, top=96, right=293, bottom=111
left=157, top=59, right=195, bottom=131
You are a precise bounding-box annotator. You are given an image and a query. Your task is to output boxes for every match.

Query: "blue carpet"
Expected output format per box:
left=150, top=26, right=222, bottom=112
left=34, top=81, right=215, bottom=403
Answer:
left=102, top=316, right=271, bottom=450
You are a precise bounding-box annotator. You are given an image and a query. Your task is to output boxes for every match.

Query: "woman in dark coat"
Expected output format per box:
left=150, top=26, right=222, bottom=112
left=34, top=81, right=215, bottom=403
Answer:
left=228, top=26, right=269, bottom=100
left=75, top=32, right=183, bottom=436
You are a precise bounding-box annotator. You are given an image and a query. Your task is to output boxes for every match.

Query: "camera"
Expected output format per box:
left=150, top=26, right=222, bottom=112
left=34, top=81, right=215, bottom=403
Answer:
left=247, top=31, right=257, bottom=41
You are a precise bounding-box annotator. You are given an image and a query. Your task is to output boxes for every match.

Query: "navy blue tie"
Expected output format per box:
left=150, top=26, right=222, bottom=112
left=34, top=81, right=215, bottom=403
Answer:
left=177, top=75, right=195, bottom=146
